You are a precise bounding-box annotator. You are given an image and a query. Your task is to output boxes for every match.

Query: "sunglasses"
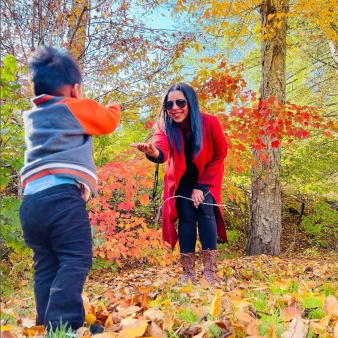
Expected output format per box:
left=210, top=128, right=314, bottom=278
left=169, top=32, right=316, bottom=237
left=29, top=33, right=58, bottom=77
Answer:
left=163, top=99, right=187, bottom=110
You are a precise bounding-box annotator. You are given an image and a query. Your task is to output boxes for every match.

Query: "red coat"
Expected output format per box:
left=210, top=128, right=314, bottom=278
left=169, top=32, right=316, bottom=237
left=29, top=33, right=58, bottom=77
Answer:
left=152, top=113, right=228, bottom=250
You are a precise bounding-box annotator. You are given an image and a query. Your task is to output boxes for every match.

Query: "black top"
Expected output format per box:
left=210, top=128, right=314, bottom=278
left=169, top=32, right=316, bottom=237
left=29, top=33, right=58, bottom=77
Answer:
left=147, top=133, right=209, bottom=193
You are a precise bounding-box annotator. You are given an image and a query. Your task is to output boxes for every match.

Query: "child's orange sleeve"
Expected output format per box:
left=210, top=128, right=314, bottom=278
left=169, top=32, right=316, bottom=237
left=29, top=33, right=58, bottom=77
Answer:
left=65, top=99, right=121, bottom=135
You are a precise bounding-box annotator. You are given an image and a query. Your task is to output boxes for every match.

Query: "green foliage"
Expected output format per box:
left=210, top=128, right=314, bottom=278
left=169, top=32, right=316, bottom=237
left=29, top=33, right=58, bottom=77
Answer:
left=93, top=121, right=151, bottom=166
left=301, top=293, right=326, bottom=319
left=0, top=55, right=28, bottom=181
left=0, top=196, right=27, bottom=252
left=91, top=257, right=119, bottom=274
left=0, top=54, right=31, bottom=285
left=301, top=199, right=338, bottom=237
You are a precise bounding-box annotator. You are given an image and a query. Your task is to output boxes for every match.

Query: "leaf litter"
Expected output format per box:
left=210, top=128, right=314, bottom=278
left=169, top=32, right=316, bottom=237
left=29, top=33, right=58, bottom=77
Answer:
left=1, top=254, right=338, bottom=337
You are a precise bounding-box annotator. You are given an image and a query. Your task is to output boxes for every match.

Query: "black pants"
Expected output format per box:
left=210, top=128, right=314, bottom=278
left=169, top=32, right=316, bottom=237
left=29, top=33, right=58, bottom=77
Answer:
left=19, top=184, right=92, bottom=331
left=176, top=186, right=217, bottom=253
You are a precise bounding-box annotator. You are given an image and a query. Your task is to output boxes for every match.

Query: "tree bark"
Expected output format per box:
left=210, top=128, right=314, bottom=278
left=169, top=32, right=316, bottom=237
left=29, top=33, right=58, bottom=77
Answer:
left=246, top=0, right=288, bottom=256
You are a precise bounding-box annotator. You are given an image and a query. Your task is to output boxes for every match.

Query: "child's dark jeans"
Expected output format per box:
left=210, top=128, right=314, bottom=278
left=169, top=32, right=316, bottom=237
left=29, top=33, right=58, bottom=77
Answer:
left=19, top=184, right=92, bottom=331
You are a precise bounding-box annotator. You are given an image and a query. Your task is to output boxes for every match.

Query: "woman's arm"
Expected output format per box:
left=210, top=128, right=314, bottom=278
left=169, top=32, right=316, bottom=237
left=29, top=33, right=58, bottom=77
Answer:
left=131, top=125, right=170, bottom=163
left=130, top=143, right=160, bottom=159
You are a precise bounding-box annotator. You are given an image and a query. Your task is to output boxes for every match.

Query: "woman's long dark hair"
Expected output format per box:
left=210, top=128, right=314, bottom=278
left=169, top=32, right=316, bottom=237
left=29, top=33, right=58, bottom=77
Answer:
left=160, top=83, right=203, bottom=157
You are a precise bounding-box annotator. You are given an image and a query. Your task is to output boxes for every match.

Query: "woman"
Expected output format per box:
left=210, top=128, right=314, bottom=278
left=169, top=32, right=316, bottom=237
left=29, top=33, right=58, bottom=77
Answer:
left=131, top=83, right=228, bottom=286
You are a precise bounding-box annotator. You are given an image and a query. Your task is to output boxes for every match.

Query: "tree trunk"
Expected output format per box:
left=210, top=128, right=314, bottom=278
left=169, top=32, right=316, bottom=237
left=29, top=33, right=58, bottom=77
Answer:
left=246, top=0, right=288, bottom=256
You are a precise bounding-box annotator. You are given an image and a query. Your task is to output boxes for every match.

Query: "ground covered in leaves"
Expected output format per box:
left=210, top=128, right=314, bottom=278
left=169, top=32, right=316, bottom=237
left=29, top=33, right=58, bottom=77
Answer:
left=1, top=252, right=338, bottom=338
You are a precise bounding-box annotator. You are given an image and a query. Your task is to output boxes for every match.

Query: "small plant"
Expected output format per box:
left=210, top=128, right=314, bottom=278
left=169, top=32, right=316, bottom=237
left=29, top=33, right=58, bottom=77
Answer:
left=46, top=322, right=76, bottom=338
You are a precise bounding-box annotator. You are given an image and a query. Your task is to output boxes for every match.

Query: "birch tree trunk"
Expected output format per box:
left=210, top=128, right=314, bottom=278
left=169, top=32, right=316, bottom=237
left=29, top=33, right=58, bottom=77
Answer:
left=246, top=0, right=288, bottom=256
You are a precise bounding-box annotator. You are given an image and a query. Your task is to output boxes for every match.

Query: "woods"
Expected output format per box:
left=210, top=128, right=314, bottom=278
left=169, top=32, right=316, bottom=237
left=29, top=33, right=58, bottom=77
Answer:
left=1, top=0, right=338, bottom=337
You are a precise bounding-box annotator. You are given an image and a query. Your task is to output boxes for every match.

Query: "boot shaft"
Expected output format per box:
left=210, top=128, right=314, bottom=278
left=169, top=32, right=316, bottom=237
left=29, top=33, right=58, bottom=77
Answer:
left=202, top=249, right=221, bottom=286
left=180, top=252, right=199, bottom=285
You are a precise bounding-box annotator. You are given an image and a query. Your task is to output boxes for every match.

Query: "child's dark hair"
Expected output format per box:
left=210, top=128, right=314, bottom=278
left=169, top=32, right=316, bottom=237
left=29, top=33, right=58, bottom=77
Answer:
left=160, top=83, right=203, bottom=157
left=28, top=46, right=82, bottom=96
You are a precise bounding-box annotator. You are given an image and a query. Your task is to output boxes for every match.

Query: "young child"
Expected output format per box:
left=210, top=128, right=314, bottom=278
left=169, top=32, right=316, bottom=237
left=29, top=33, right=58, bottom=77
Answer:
left=19, top=46, right=121, bottom=333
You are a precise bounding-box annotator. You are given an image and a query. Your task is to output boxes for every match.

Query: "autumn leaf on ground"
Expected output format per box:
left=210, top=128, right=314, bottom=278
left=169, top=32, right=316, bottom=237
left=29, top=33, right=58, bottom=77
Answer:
left=76, top=326, right=90, bottom=337
left=1, top=332, right=19, bottom=338
left=117, top=306, right=141, bottom=317
left=177, top=324, right=202, bottom=338
left=280, top=299, right=302, bottom=322
left=334, top=321, right=338, bottom=338
left=143, top=307, right=165, bottom=322
left=246, top=319, right=260, bottom=336
left=162, top=311, right=175, bottom=331
left=85, top=312, right=96, bottom=325
left=321, top=295, right=338, bottom=326
left=234, top=310, right=254, bottom=325
left=118, top=319, right=148, bottom=338
left=209, top=290, right=221, bottom=318
left=281, top=314, right=307, bottom=338
left=89, top=333, right=117, bottom=338
left=143, top=321, right=166, bottom=337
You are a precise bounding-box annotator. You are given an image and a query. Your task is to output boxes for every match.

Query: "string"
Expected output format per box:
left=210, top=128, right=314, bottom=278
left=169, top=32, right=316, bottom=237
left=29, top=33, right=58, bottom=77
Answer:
left=158, top=195, right=238, bottom=210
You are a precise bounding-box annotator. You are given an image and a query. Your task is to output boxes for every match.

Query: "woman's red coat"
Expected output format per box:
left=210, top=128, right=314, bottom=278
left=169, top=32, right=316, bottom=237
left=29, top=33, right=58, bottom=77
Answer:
left=152, top=113, right=228, bottom=250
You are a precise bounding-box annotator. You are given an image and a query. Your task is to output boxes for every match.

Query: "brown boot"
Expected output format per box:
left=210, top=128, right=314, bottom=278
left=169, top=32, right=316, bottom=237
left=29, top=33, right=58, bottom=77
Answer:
left=202, top=249, right=222, bottom=286
left=180, top=252, right=199, bottom=285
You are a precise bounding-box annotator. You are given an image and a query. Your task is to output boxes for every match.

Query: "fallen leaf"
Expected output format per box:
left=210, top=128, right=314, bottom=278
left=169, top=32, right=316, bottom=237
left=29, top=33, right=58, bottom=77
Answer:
left=209, top=290, right=221, bottom=318
left=281, top=314, right=306, bottom=338
left=76, top=327, right=90, bottom=338
left=309, top=321, right=327, bottom=335
left=144, top=322, right=166, bottom=337
left=324, top=295, right=338, bottom=316
left=89, top=333, right=118, bottom=338
left=179, top=286, right=193, bottom=293
left=117, top=306, right=141, bottom=317
left=192, top=328, right=206, bottom=338
left=162, top=312, right=175, bottom=331
left=140, top=293, right=149, bottom=310
left=105, top=312, right=121, bottom=330
left=0, top=331, right=15, bottom=338
left=334, top=321, right=338, bottom=338
left=21, top=319, right=35, bottom=328
left=0, top=325, right=16, bottom=331
left=280, top=300, right=302, bottom=322
left=191, top=304, right=207, bottom=317
left=246, top=319, right=259, bottom=336
left=144, top=307, right=165, bottom=321
left=234, top=310, right=254, bottom=324
left=85, top=312, right=96, bottom=325
left=25, top=325, right=45, bottom=337
left=118, top=319, right=148, bottom=338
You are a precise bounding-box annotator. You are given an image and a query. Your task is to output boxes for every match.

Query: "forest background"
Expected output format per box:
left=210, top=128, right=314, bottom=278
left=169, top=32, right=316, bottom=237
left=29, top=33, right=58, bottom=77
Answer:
left=1, top=0, right=338, bottom=337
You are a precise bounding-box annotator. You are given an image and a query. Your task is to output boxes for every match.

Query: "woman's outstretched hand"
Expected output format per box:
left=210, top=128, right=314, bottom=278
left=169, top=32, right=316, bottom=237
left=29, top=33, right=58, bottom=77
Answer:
left=130, top=143, right=159, bottom=159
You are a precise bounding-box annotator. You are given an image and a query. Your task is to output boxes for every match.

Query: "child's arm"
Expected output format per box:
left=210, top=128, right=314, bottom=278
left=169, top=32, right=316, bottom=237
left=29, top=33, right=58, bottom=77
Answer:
left=65, top=99, right=121, bottom=135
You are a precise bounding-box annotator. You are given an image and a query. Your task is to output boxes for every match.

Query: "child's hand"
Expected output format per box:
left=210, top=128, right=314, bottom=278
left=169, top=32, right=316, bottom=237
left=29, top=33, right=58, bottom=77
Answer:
left=131, top=143, right=159, bottom=158
left=107, top=101, right=123, bottom=111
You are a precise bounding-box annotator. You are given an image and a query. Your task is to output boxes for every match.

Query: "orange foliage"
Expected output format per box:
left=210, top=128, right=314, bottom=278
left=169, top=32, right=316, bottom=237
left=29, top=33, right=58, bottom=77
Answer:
left=193, top=61, right=337, bottom=174
left=88, top=156, right=175, bottom=268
